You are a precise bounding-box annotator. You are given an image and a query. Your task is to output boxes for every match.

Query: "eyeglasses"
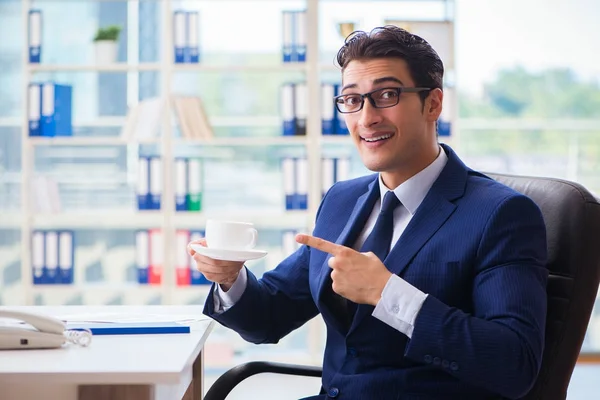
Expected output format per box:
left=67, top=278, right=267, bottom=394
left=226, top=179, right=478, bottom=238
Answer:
left=334, top=87, right=431, bottom=113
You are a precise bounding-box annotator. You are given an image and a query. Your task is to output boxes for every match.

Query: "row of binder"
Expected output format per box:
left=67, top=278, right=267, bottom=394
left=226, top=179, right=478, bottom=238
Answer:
left=282, top=157, right=308, bottom=210
left=177, top=229, right=211, bottom=286
left=322, top=83, right=350, bottom=135
left=173, top=10, right=200, bottom=63
left=28, top=82, right=73, bottom=137
left=137, top=156, right=204, bottom=212
left=32, top=230, right=74, bottom=285
left=281, top=83, right=308, bottom=136
left=29, top=8, right=203, bottom=65
left=135, top=229, right=163, bottom=285
left=281, top=83, right=350, bottom=136
left=137, top=156, right=162, bottom=210
left=135, top=229, right=210, bottom=286
left=281, top=156, right=352, bottom=210
left=282, top=10, right=307, bottom=63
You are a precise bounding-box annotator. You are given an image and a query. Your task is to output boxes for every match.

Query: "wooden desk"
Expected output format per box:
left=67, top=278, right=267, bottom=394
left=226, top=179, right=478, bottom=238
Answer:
left=0, top=305, right=214, bottom=400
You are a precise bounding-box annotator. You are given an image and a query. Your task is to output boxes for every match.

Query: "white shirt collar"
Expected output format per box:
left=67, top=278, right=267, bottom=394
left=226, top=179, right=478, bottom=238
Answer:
left=378, top=146, right=449, bottom=215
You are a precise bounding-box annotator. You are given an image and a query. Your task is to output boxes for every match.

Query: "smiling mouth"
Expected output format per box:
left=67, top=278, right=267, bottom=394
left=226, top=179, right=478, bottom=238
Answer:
left=361, top=133, right=394, bottom=142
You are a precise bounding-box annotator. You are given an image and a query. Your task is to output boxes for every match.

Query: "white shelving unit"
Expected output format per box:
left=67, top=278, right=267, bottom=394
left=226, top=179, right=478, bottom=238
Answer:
left=13, top=0, right=457, bottom=310
left=0, top=0, right=460, bottom=371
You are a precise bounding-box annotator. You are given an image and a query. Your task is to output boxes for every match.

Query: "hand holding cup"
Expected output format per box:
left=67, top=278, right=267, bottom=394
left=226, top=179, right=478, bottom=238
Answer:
left=187, top=220, right=258, bottom=291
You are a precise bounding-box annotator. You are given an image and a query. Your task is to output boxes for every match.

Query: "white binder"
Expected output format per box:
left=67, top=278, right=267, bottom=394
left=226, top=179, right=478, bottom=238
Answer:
left=296, top=157, right=308, bottom=209
left=137, top=156, right=149, bottom=210
left=281, top=83, right=295, bottom=136
left=44, top=231, right=58, bottom=283
left=294, top=11, right=307, bottom=62
left=186, top=11, right=200, bottom=63
left=282, top=157, right=295, bottom=210
left=176, top=230, right=191, bottom=286
left=281, top=11, right=293, bottom=62
left=321, top=83, right=335, bottom=135
left=135, top=230, right=149, bottom=284
left=173, top=11, right=186, bottom=63
left=175, top=158, right=187, bottom=211
left=28, top=83, right=41, bottom=136
left=58, top=231, right=74, bottom=284
left=28, top=10, right=42, bottom=63
left=294, top=83, right=308, bottom=136
left=149, top=157, right=162, bottom=210
left=32, top=230, right=45, bottom=284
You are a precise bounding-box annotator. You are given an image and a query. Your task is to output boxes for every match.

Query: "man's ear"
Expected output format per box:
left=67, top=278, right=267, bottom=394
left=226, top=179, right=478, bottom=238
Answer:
left=425, top=88, right=443, bottom=122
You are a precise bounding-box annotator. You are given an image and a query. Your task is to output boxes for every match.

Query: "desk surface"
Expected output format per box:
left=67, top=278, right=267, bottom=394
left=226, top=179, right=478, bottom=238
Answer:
left=0, top=305, right=214, bottom=386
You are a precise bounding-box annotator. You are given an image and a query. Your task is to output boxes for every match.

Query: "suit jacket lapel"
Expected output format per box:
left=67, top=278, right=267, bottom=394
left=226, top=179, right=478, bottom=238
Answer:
left=349, top=144, right=469, bottom=334
left=317, top=177, right=380, bottom=333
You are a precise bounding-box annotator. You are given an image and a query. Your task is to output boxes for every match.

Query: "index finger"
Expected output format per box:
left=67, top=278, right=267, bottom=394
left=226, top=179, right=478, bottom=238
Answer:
left=295, top=234, right=344, bottom=256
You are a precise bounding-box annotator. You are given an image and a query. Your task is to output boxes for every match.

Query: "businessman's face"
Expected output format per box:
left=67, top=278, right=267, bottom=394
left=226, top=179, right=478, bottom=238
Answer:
left=341, top=58, right=442, bottom=188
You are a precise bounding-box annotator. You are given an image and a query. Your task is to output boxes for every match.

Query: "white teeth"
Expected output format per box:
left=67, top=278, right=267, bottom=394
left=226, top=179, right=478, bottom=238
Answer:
left=364, top=134, right=392, bottom=142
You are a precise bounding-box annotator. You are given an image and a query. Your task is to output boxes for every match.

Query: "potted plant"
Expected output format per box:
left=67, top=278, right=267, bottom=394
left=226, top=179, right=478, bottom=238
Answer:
left=93, top=25, right=122, bottom=64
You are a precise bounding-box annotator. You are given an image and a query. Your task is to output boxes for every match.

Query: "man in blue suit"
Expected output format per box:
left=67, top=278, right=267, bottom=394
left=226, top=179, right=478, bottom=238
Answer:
left=190, top=26, right=548, bottom=399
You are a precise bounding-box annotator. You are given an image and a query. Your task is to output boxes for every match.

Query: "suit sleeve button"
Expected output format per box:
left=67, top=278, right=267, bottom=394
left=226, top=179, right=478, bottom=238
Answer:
left=433, top=357, right=441, bottom=365
left=328, top=387, right=340, bottom=398
left=442, top=359, right=449, bottom=368
left=450, top=362, right=459, bottom=371
left=424, top=355, right=432, bottom=363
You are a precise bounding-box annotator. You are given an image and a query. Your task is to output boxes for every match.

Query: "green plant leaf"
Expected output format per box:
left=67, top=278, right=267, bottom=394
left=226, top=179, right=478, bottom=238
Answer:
left=93, top=25, right=122, bottom=42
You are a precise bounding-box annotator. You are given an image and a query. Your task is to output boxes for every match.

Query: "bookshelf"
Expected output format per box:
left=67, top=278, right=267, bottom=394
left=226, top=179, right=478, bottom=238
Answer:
left=1, top=0, right=458, bottom=367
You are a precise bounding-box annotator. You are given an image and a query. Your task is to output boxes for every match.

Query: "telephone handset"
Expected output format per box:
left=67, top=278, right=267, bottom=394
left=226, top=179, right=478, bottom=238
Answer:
left=0, top=309, right=91, bottom=350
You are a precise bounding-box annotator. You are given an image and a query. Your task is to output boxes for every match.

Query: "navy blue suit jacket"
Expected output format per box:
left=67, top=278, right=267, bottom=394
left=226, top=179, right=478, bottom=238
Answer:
left=204, top=144, right=548, bottom=400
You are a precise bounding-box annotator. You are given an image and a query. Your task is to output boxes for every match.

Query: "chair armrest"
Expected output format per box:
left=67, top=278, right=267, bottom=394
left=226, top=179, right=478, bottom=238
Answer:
left=204, top=361, right=323, bottom=400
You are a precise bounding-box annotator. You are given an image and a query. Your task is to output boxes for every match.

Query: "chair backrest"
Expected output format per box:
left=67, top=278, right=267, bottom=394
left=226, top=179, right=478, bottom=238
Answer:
left=486, top=172, right=600, bottom=399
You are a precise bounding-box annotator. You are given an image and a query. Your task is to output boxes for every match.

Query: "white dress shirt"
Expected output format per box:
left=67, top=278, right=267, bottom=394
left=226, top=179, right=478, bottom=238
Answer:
left=213, top=147, right=449, bottom=338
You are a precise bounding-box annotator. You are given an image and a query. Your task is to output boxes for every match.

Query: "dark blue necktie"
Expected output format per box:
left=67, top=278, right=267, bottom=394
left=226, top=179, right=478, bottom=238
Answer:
left=347, top=190, right=401, bottom=316
left=360, top=190, right=401, bottom=260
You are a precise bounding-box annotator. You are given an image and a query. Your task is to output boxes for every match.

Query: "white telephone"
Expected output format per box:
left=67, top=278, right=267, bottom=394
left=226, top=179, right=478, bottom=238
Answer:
left=0, top=309, right=91, bottom=350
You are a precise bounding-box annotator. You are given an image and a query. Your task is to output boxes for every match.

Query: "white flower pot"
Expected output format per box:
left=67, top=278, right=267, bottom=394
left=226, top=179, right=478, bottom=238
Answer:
left=94, top=40, right=118, bottom=64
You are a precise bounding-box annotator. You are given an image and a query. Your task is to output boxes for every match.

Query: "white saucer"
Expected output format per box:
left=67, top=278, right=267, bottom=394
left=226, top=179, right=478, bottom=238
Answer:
left=190, top=244, right=268, bottom=262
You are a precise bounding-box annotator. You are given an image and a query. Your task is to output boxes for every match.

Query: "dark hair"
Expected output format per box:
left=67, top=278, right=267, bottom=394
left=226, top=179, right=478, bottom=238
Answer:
left=336, top=25, right=444, bottom=103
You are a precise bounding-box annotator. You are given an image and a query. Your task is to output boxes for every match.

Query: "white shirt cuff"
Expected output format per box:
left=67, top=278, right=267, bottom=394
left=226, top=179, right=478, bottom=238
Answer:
left=212, top=267, right=248, bottom=313
left=372, top=274, right=428, bottom=338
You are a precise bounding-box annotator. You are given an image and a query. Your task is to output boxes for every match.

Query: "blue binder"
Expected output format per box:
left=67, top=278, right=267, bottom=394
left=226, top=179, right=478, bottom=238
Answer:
left=67, top=322, right=190, bottom=335
left=41, top=82, right=73, bottom=137
left=438, top=120, right=451, bottom=137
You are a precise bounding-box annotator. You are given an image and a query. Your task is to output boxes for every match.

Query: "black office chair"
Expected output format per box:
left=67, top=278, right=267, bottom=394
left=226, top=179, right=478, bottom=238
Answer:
left=204, top=173, right=600, bottom=400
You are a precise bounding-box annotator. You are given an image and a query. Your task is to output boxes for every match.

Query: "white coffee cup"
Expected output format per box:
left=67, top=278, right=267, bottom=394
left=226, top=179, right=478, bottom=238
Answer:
left=205, top=219, right=258, bottom=251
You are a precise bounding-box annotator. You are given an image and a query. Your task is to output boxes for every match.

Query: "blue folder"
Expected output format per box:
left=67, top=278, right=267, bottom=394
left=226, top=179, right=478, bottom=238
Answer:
left=67, top=321, right=190, bottom=335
